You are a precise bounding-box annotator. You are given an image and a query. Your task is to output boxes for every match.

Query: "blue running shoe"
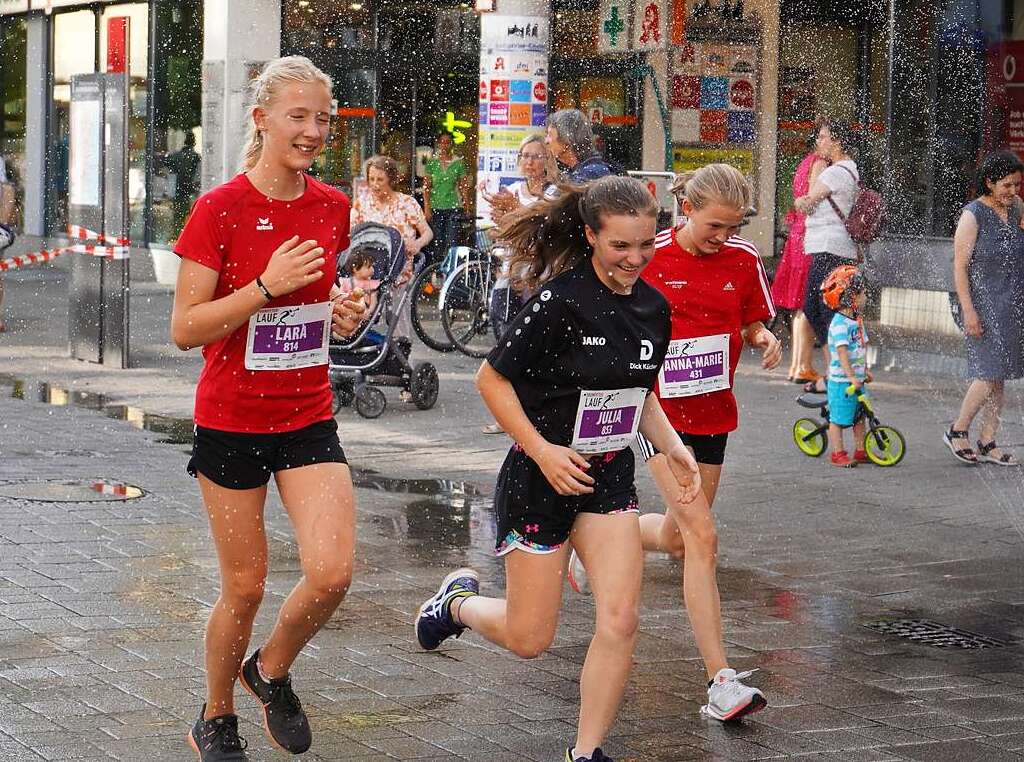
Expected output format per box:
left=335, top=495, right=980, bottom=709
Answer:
left=415, top=568, right=479, bottom=650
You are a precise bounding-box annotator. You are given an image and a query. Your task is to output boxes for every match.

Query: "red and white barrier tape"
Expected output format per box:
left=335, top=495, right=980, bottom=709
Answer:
left=0, top=224, right=130, bottom=271
left=67, top=224, right=129, bottom=246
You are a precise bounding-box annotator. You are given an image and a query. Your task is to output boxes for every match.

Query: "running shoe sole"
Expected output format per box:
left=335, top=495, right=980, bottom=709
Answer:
left=238, top=661, right=299, bottom=754
left=703, top=692, right=768, bottom=722
left=414, top=567, right=478, bottom=650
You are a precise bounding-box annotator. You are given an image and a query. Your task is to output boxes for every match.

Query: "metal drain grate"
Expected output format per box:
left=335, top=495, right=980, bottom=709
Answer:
left=863, top=618, right=1009, bottom=649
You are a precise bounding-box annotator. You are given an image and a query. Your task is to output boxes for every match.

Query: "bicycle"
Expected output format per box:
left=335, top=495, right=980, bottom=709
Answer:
left=409, top=215, right=492, bottom=353
left=439, top=243, right=502, bottom=358
left=792, top=383, right=906, bottom=466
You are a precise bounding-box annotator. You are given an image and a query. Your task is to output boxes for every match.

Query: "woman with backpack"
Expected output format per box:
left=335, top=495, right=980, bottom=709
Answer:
left=794, top=118, right=860, bottom=393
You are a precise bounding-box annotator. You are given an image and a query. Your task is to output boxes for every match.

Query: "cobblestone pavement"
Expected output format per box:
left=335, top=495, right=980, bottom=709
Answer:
left=3, top=266, right=1024, bottom=760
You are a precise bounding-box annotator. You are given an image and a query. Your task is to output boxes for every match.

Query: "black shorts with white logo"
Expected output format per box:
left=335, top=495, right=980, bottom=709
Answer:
left=494, top=444, right=639, bottom=555
left=187, top=419, right=347, bottom=490
left=636, top=430, right=729, bottom=466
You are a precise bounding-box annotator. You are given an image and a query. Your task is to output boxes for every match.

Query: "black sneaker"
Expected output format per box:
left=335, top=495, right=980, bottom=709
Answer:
left=565, top=747, right=614, bottom=762
left=238, top=649, right=312, bottom=754
left=415, top=567, right=479, bottom=650
left=188, top=704, right=249, bottom=761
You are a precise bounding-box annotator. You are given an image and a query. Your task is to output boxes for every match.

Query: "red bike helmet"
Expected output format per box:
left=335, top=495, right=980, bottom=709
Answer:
left=820, top=264, right=863, bottom=310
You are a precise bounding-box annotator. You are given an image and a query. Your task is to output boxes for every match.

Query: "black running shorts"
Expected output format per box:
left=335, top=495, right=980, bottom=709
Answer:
left=187, top=419, right=347, bottom=490
left=636, top=430, right=729, bottom=466
left=494, top=444, right=639, bottom=555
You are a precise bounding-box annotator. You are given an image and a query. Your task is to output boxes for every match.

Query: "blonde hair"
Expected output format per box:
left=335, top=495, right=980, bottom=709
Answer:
left=240, top=56, right=333, bottom=172
left=671, top=163, right=752, bottom=213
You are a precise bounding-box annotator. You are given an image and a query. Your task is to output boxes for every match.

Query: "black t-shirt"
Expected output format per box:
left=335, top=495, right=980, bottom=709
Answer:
left=487, top=256, right=671, bottom=448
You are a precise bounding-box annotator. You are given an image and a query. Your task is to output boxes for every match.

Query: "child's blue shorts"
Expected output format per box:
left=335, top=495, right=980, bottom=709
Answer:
left=828, top=379, right=864, bottom=427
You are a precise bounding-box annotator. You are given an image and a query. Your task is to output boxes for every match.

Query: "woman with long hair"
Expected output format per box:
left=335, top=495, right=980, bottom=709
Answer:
left=171, top=56, right=364, bottom=760
left=415, top=176, right=701, bottom=762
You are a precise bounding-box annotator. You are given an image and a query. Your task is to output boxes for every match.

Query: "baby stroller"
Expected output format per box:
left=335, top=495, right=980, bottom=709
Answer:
left=328, top=222, right=439, bottom=419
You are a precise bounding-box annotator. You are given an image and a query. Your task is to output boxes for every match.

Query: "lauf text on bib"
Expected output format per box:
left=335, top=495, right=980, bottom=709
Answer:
left=244, top=302, right=331, bottom=371
left=658, top=334, right=731, bottom=398
left=570, top=387, right=647, bottom=454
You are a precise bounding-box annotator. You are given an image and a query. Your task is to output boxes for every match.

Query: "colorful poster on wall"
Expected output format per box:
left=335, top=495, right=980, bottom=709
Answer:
left=477, top=14, right=549, bottom=216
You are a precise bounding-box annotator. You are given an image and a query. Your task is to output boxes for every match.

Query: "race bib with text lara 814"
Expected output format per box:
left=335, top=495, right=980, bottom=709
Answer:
left=570, top=387, right=647, bottom=454
left=244, top=302, right=332, bottom=371
left=658, top=334, right=731, bottom=398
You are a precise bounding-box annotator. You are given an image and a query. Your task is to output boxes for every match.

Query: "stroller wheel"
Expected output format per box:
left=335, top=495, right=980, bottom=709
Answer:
left=354, top=385, right=387, bottom=419
left=410, top=362, right=439, bottom=410
left=332, top=383, right=354, bottom=414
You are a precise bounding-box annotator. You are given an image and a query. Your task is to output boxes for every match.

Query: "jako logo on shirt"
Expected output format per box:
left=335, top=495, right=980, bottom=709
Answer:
left=723, top=281, right=735, bottom=291
left=582, top=336, right=606, bottom=346
left=256, top=217, right=274, bottom=231
left=639, top=340, right=653, bottom=361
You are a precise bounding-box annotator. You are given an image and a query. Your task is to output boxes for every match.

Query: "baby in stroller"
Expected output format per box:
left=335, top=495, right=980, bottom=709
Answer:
left=329, top=222, right=439, bottom=418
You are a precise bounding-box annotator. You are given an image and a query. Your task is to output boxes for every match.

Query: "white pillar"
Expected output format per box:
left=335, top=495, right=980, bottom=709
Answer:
left=23, top=14, right=48, bottom=236
left=477, top=0, right=550, bottom=217
left=201, top=0, right=281, bottom=190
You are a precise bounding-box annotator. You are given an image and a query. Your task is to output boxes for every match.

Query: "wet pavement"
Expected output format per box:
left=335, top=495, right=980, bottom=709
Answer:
left=3, top=266, right=1024, bottom=760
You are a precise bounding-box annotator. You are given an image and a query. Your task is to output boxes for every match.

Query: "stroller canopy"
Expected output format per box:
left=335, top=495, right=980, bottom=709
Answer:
left=338, top=222, right=406, bottom=285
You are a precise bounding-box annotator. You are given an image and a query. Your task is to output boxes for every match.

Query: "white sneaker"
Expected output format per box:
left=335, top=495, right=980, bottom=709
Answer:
left=567, top=549, right=590, bottom=595
left=700, top=668, right=767, bottom=721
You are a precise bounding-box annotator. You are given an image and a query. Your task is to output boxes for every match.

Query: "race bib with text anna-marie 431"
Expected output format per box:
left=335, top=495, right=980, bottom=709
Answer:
left=657, top=334, right=731, bottom=398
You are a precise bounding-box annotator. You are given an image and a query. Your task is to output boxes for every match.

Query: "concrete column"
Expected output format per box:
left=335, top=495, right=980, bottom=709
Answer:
left=23, top=13, right=48, bottom=237
left=746, top=0, right=780, bottom=255
left=201, top=0, right=280, bottom=190
left=642, top=48, right=669, bottom=171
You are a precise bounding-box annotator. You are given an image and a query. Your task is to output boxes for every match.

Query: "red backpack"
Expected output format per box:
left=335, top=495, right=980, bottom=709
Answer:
left=827, top=164, right=884, bottom=247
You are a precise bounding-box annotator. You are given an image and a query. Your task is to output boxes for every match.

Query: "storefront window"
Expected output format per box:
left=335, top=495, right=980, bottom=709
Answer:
left=50, top=9, right=97, bottom=234
left=0, top=15, right=26, bottom=230
left=149, top=0, right=202, bottom=244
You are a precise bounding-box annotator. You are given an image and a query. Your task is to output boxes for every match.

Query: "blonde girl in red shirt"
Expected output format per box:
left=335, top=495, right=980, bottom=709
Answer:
left=171, top=56, right=364, bottom=761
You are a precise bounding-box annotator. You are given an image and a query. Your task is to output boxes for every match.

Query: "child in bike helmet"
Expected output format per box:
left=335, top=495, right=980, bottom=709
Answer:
left=822, top=265, right=872, bottom=467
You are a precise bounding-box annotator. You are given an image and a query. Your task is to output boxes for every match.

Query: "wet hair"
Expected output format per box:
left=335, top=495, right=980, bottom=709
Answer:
left=816, top=116, right=854, bottom=155
left=975, top=150, right=1024, bottom=196
left=670, top=163, right=753, bottom=213
left=240, top=56, right=333, bottom=172
left=547, top=109, right=597, bottom=162
left=500, top=175, right=659, bottom=292
left=347, top=248, right=376, bottom=273
left=365, top=155, right=399, bottom=189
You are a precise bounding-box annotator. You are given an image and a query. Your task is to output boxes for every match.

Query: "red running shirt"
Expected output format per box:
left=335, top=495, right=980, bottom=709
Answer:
left=642, top=228, right=775, bottom=435
left=174, top=173, right=351, bottom=433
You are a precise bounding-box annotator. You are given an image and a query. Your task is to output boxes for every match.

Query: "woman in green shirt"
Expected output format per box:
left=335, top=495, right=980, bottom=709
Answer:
left=423, top=132, right=469, bottom=265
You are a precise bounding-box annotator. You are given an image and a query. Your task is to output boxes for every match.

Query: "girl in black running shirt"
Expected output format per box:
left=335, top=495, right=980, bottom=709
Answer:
left=415, top=176, right=701, bottom=762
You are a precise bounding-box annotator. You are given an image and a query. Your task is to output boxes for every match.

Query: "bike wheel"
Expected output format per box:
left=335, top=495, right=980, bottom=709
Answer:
left=409, top=262, right=455, bottom=353
left=441, top=259, right=498, bottom=358
left=865, top=425, right=906, bottom=466
left=793, top=417, right=826, bottom=457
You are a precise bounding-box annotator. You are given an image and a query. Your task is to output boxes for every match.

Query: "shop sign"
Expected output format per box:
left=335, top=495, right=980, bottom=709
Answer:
left=478, top=14, right=549, bottom=217
left=633, top=0, right=667, bottom=51
left=597, top=0, right=629, bottom=53
left=443, top=111, right=473, bottom=145
left=672, top=146, right=753, bottom=175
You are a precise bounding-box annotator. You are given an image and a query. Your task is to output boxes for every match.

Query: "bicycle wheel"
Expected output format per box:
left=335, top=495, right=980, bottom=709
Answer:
left=793, top=417, right=826, bottom=457
left=441, top=258, right=498, bottom=358
left=865, top=425, right=906, bottom=466
left=409, top=262, right=455, bottom=352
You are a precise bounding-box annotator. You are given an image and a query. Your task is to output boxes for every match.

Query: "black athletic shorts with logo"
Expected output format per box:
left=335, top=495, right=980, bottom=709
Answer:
left=494, top=444, right=640, bottom=555
left=187, top=418, right=347, bottom=490
left=636, top=430, right=729, bottom=466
